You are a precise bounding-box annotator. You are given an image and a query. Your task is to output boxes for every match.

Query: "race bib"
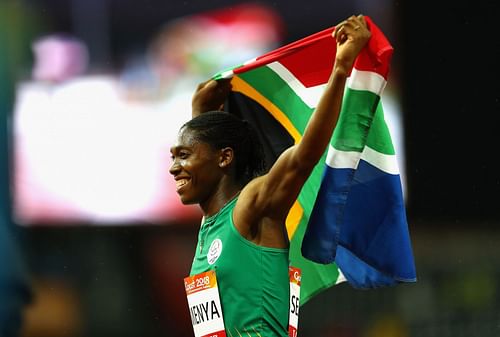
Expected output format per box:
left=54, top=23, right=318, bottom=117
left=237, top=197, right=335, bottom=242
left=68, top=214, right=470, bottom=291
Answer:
left=288, top=266, right=301, bottom=337
left=184, top=270, right=226, bottom=337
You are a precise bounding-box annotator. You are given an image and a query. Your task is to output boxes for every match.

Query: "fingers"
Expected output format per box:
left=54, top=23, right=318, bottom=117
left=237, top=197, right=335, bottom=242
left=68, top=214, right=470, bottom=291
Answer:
left=335, top=15, right=361, bottom=35
left=210, top=79, right=232, bottom=98
left=192, top=78, right=233, bottom=115
left=334, top=25, right=352, bottom=45
left=196, top=79, right=212, bottom=90
left=195, top=78, right=232, bottom=96
left=204, top=80, right=218, bottom=91
left=332, top=14, right=369, bottom=44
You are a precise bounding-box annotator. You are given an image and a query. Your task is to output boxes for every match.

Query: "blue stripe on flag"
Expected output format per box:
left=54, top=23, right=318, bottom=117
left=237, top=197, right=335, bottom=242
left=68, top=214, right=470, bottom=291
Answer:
left=302, top=159, right=416, bottom=287
left=301, top=167, right=353, bottom=263
left=336, top=247, right=396, bottom=288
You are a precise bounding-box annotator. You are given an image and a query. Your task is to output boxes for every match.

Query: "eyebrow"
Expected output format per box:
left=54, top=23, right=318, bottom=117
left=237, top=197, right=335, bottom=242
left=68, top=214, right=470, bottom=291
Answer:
left=170, top=145, right=189, bottom=153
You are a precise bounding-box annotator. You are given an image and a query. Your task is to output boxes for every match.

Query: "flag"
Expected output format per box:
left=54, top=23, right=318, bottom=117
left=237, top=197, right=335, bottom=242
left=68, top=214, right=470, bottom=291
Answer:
left=214, top=16, right=416, bottom=303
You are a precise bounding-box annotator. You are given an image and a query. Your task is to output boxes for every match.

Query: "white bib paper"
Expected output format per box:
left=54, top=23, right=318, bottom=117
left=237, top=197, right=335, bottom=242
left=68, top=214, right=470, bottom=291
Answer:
left=288, top=266, right=301, bottom=337
left=184, top=270, right=226, bottom=337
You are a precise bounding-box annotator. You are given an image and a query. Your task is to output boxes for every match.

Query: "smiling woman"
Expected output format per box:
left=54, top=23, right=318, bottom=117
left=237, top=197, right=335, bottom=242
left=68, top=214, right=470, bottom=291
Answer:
left=170, top=111, right=266, bottom=210
left=169, top=14, right=371, bottom=337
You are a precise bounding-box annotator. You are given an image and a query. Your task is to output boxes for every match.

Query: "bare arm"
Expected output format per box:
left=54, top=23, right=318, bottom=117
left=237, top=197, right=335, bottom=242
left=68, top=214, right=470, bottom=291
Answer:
left=240, top=15, right=372, bottom=222
left=191, top=78, right=232, bottom=118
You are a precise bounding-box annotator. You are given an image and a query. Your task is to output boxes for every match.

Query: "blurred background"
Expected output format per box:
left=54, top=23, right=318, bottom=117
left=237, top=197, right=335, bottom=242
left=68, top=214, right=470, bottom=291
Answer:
left=1, top=0, right=499, bottom=336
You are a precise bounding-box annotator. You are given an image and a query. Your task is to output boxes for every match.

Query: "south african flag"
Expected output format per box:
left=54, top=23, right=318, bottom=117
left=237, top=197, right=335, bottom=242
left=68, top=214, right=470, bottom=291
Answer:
left=215, top=16, right=416, bottom=303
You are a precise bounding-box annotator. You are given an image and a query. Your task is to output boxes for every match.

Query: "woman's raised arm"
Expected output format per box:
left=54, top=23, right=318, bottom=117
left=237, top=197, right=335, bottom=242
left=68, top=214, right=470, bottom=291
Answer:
left=243, top=15, right=372, bottom=221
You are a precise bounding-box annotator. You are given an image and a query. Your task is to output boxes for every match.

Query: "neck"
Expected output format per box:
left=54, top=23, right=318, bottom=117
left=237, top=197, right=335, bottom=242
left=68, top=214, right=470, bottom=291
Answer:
left=200, top=184, right=241, bottom=218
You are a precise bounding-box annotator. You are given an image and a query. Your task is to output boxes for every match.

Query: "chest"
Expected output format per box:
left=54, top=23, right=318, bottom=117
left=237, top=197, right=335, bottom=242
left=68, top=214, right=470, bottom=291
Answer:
left=191, top=218, right=234, bottom=273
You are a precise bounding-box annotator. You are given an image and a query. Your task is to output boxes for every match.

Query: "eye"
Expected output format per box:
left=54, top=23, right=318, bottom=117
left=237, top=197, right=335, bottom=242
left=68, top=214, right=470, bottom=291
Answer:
left=178, top=150, right=190, bottom=159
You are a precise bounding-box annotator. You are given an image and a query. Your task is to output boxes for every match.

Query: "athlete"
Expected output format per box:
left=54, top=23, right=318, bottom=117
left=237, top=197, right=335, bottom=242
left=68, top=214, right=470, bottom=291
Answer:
left=170, top=15, right=371, bottom=336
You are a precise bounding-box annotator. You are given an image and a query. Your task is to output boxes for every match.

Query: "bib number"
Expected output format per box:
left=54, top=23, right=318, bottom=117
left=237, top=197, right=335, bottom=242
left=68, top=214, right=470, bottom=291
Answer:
left=289, top=266, right=301, bottom=337
left=184, top=270, right=226, bottom=337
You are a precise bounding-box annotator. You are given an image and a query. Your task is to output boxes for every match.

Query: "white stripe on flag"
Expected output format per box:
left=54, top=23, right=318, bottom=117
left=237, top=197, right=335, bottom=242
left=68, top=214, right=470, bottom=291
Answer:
left=360, top=146, right=400, bottom=175
left=326, top=145, right=399, bottom=175
left=347, top=69, right=387, bottom=96
left=267, top=62, right=327, bottom=108
left=243, top=57, right=258, bottom=66
left=219, top=58, right=258, bottom=78
left=326, top=145, right=360, bottom=169
left=218, top=70, right=234, bottom=79
left=268, top=63, right=387, bottom=109
left=336, top=270, right=347, bottom=284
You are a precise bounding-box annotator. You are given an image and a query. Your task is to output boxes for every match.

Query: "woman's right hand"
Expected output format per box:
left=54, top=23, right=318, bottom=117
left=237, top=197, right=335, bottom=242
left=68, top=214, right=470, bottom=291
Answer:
left=191, top=78, right=232, bottom=118
left=332, top=15, right=371, bottom=73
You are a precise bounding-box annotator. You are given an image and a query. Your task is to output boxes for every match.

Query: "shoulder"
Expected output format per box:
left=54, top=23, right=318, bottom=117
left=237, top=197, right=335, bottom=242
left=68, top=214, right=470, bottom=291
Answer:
left=233, top=175, right=289, bottom=247
left=232, top=176, right=266, bottom=230
left=236, top=174, right=268, bottom=211
left=232, top=174, right=281, bottom=229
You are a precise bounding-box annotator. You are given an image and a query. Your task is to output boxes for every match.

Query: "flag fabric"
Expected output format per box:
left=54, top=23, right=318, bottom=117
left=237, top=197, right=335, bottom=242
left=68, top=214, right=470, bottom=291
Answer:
left=214, top=16, right=416, bottom=303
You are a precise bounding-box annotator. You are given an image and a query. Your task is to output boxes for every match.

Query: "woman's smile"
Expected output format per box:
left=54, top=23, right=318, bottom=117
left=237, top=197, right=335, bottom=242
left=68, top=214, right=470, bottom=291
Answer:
left=175, top=178, right=190, bottom=193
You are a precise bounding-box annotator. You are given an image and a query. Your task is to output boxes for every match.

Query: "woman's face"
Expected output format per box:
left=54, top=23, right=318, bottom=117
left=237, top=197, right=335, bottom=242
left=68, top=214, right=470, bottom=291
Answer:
left=169, top=127, right=222, bottom=205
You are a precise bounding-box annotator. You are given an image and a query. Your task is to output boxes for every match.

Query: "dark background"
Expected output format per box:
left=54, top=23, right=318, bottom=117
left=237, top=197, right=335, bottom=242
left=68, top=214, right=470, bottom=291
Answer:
left=399, top=1, right=500, bottom=223
left=3, top=1, right=500, bottom=337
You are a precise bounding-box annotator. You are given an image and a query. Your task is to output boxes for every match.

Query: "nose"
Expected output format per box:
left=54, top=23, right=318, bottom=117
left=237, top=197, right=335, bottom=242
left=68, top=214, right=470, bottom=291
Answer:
left=169, top=158, right=181, bottom=176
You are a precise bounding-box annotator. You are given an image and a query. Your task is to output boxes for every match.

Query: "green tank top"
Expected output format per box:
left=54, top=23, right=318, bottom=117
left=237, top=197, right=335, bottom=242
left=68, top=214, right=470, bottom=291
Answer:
left=190, top=197, right=290, bottom=337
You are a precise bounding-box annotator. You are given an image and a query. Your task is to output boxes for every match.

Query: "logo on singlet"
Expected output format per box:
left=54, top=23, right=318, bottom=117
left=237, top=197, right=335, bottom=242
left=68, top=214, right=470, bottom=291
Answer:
left=207, top=239, right=223, bottom=265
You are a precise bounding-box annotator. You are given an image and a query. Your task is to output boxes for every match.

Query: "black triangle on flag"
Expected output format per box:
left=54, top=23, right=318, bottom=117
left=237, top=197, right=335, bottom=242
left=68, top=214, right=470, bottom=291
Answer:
left=225, top=92, right=294, bottom=172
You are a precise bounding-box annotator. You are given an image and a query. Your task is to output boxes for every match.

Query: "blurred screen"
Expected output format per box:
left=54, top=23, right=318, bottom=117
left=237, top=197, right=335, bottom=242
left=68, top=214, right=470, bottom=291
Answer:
left=13, top=75, right=201, bottom=226
left=11, top=3, right=405, bottom=226
left=12, top=4, right=285, bottom=226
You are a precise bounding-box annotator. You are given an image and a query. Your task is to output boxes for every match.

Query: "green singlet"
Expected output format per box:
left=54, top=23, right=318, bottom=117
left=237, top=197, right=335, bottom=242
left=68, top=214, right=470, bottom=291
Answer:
left=190, top=197, right=290, bottom=337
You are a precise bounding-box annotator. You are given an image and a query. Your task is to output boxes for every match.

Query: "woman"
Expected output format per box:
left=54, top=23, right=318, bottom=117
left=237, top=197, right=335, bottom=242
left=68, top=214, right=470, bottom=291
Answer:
left=170, top=15, right=371, bottom=337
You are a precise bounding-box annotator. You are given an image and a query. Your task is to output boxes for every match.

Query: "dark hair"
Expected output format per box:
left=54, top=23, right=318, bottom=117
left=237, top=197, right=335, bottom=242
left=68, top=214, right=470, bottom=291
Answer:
left=182, top=111, right=267, bottom=185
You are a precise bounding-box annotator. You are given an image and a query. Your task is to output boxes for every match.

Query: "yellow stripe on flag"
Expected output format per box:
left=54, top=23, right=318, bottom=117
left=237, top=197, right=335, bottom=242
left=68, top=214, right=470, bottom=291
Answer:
left=286, top=200, right=303, bottom=239
left=231, top=76, right=304, bottom=239
left=231, top=76, right=302, bottom=144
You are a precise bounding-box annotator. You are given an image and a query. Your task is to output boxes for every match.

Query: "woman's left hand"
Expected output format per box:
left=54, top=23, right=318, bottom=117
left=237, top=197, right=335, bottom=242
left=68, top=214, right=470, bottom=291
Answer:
left=191, top=78, right=232, bottom=117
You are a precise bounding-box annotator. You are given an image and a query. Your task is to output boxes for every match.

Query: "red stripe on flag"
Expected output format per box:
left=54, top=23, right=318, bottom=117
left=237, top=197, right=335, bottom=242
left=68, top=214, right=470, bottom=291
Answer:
left=277, top=34, right=336, bottom=87
left=353, top=18, right=393, bottom=80
left=232, top=26, right=336, bottom=87
left=232, top=16, right=393, bottom=86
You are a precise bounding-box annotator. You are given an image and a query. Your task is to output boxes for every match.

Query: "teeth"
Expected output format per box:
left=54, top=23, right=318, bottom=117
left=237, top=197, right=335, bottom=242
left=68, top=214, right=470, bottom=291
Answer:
left=176, top=179, right=188, bottom=188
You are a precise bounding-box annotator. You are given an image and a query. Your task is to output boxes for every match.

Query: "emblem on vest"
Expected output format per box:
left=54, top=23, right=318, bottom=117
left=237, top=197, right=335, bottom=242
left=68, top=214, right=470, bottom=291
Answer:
left=207, top=238, right=223, bottom=265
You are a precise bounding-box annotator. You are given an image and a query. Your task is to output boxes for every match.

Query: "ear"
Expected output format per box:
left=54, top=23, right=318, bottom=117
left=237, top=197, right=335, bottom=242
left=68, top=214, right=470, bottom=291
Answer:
left=219, top=147, right=234, bottom=168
